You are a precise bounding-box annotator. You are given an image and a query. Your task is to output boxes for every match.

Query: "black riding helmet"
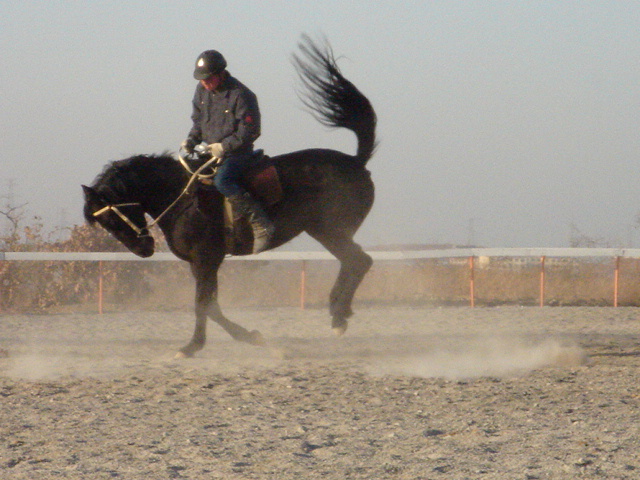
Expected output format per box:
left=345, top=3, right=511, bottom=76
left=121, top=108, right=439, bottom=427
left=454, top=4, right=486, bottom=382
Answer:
left=193, top=50, right=227, bottom=80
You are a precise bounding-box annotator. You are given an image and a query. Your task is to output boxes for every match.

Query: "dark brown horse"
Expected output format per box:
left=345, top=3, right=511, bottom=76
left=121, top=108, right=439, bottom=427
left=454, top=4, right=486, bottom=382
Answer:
left=82, top=36, right=376, bottom=357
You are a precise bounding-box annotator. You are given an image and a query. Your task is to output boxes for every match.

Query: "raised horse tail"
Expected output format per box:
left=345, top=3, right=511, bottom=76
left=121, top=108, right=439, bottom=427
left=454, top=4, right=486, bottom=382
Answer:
left=292, top=35, right=378, bottom=165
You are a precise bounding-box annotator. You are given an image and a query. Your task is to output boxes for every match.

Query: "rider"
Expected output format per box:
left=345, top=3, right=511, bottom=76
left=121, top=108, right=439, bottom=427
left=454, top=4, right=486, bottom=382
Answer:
left=182, top=49, right=274, bottom=254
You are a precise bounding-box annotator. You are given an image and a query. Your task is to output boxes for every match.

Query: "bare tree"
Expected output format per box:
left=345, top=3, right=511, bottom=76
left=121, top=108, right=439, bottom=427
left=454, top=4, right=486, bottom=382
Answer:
left=568, top=223, right=610, bottom=248
left=0, top=180, right=28, bottom=246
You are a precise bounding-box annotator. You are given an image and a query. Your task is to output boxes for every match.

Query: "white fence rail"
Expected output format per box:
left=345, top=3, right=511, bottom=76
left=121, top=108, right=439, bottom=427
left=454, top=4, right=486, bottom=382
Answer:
left=4, top=247, right=640, bottom=262
left=2, top=248, right=640, bottom=310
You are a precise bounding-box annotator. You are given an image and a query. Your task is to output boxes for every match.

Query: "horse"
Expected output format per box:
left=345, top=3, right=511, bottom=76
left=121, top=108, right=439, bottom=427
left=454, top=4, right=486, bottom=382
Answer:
left=82, top=36, right=377, bottom=358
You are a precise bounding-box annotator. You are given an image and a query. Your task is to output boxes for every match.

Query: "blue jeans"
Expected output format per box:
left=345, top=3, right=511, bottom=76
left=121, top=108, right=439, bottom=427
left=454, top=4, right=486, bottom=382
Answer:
left=213, top=151, right=254, bottom=197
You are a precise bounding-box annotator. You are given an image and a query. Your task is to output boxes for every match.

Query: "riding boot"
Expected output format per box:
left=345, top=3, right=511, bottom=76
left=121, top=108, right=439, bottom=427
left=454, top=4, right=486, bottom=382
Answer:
left=228, top=192, right=275, bottom=254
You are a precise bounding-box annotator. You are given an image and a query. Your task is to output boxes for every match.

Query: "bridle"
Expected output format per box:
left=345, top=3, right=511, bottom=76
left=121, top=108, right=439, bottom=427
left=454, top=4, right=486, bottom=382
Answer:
left=92, top=202, right=150, bottom=237
left=92, top=153, right=221, bottom=238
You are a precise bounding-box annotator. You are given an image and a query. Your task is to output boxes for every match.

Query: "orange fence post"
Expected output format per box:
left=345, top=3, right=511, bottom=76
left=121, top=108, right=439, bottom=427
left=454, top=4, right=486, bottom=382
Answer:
left=614, top=256, right=620, bottom=307
left=0, top=258, right=3, bottom=313
left=539, top=256, right=546, bottom=307
left=469, top=256, right=475, bottom=308
left=300, top=260, right=307, bottom=310
left=98, top=260, right=104, bottom=315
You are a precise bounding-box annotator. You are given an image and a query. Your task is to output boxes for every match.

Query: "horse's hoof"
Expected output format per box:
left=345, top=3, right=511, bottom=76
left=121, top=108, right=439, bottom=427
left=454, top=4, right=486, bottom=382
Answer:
left=332, top=323, right=348, bottom=336
left=248, top=330, right=266, bottom=347
left=174, top=350, right=193, bottom=359
left=332, top=317, right=348, bottom=336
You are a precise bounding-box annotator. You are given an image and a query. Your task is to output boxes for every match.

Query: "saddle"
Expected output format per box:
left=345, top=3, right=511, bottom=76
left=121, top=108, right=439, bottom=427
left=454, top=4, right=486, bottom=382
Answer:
left=241, top=151, right=283, bottom=207
left=196, top=151, right=283, bottom=256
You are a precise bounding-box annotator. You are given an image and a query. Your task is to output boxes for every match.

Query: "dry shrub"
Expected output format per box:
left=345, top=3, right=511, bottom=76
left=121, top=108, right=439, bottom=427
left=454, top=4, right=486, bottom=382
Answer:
left=0, top=224, right=160, bottom=312
left=475, top=266, right=540, bottom=306
left=218, top=261, right=308, bottom=307
left=3, top=226, right=639, bottom=312
left=357, top=260, right=469, bottom=306
left=617, top=258, right=640, bottom=305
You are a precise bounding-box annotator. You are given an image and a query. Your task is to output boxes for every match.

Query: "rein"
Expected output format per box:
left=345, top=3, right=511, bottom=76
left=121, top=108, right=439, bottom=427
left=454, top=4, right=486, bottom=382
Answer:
left=178, top=153, right=220, bottom=179
left=93, top=155, right=221, bottom=237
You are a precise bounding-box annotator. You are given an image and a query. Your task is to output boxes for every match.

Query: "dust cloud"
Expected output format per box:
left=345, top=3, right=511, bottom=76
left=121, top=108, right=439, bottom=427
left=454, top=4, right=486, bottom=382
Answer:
left=1, top=308, right=593, bottom=381
left=369, top=336, right=588, bottom=380
left=5, top=352, right=140, bottom=381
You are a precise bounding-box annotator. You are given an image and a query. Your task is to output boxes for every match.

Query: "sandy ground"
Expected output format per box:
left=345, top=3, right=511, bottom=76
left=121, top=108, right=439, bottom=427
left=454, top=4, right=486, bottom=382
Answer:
left=1, top=305, right=640, bottom=479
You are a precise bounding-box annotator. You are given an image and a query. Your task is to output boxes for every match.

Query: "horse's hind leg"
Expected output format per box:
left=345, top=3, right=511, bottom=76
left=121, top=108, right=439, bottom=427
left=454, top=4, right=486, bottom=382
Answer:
left=308, top=232, right=372, bottom=334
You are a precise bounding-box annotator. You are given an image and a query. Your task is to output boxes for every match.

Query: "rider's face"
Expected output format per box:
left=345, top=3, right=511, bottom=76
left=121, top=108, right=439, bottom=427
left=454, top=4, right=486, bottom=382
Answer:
left=201, top=73, right=223, bottom=91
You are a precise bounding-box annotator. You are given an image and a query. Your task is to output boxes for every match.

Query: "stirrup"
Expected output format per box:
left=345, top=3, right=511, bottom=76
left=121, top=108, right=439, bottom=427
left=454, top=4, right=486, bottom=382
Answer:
left=251, top=223, right=274, bottom=254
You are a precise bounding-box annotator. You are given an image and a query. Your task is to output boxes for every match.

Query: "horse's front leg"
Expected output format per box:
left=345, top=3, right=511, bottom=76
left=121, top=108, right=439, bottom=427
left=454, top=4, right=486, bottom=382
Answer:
left=176, top=261, right=265, bottom=358
left=206, top=301, right=265, bottom=347
left=175, top=267, right=215, bottom=358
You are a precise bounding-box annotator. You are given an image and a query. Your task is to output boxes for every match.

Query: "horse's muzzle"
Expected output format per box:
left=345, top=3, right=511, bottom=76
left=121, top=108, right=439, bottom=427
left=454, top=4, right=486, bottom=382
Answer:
left=131, top=235, right=155, bottom=258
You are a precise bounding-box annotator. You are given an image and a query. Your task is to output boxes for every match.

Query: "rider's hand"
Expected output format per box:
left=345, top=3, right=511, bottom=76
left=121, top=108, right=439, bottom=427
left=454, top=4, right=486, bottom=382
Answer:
left=181, top=138, right=196, bottom=154
left=207, top=143, right=224, bottom=159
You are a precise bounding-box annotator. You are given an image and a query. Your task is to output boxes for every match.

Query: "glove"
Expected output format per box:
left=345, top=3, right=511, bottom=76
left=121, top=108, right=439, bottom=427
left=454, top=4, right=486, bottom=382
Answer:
left=181, top=138, right=197, bottom=154
left=207, top=143, right=224, bottom=159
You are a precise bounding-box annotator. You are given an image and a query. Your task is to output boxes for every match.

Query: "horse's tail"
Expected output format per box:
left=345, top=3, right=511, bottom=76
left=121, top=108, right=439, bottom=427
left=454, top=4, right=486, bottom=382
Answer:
left=292, top=35, right=378, bottom=165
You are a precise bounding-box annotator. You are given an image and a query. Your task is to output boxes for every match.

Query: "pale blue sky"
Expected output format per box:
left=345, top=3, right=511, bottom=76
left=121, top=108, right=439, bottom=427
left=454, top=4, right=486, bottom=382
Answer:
left=1, top=1, right=639, bottom=248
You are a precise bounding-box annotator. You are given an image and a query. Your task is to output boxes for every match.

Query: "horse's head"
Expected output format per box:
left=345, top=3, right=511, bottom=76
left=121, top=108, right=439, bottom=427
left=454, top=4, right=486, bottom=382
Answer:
left=82, top=185, right=155, bottom=258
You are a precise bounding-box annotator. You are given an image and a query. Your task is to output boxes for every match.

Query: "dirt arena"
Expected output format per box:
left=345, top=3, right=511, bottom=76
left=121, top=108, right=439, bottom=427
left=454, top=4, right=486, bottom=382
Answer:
left=1, top=305, right=639, bottom=479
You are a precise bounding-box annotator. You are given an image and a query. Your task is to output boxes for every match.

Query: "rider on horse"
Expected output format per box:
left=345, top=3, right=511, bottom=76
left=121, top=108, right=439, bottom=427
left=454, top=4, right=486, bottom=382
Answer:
left=182, top=50, right=274, bottom=253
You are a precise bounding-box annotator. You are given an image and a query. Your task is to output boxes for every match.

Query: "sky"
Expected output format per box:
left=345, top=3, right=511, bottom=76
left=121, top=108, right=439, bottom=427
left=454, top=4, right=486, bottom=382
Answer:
left=1, top=1, right=639, bottom=249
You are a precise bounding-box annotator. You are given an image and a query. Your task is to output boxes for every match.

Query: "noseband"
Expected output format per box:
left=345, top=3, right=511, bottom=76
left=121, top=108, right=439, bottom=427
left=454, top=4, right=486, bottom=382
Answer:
left=92, top=202, right=150, bottom=237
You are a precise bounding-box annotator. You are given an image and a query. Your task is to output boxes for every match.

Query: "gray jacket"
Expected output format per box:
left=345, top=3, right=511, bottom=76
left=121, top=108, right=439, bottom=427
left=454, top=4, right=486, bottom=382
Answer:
left=187, top=73, right=261, bottom=154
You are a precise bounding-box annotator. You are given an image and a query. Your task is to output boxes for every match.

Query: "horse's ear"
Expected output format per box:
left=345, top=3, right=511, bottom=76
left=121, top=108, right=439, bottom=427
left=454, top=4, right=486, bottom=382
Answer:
left=82, top=185, right=98, bottom=201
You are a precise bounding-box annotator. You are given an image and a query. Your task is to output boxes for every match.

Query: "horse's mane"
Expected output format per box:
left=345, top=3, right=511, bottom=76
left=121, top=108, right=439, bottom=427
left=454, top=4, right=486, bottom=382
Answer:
left=91, top=153, right=185, bottom=196
left=85, top=152, right=187, bottom=226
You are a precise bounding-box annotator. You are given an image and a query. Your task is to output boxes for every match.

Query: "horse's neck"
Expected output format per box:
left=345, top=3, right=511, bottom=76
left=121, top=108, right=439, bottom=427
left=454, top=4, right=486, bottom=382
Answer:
left=134, top=165, right=189, bottom=222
